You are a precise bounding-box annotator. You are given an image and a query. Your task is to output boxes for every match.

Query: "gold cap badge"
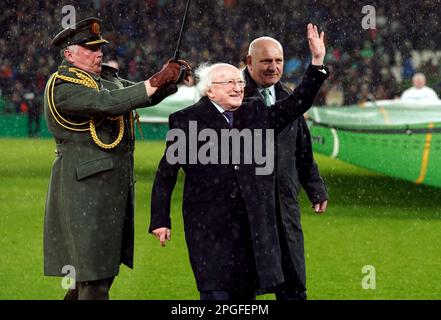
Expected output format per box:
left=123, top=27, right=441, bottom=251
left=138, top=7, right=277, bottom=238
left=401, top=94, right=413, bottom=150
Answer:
left=91, top=21, right=100, bottom=35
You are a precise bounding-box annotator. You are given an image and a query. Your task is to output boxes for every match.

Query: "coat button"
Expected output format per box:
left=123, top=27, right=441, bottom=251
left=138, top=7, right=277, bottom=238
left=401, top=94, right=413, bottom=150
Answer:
left=230, top=192, right=237, bottom=198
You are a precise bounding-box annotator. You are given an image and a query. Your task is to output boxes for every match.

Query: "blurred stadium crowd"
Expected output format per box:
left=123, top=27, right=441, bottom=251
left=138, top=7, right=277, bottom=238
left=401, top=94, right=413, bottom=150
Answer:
left=1, top=0, right=441, bottom=114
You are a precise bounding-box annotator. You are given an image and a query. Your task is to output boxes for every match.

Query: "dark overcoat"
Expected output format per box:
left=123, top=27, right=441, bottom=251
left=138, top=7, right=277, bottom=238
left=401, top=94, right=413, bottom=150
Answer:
left=43, top=62, right=153, bottom=281
left=150, top=65, right=328, bottom=291
left=244, top=67, right=328, bottom=291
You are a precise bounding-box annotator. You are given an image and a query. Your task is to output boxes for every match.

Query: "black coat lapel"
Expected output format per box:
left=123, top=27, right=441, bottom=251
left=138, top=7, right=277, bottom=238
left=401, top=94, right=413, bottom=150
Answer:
left=194, top=96, right=230, bottom=130
left=244, top=68, right=265, bottom=104
left=274, top=81, right=291, bottom=100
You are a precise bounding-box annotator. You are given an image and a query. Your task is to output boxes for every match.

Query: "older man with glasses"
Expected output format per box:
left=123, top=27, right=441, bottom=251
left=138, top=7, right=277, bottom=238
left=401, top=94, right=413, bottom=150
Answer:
left=149, top=23, right=328, bottom=300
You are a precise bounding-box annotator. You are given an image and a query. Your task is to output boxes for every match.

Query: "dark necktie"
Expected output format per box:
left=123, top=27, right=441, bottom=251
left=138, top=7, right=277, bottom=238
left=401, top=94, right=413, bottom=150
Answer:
left=223, top=111, right=234, bottom=128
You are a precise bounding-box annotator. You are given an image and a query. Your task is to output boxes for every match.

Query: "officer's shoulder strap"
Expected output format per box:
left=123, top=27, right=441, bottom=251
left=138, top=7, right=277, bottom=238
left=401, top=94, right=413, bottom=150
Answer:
left=56, top=66, right=99, bottom=89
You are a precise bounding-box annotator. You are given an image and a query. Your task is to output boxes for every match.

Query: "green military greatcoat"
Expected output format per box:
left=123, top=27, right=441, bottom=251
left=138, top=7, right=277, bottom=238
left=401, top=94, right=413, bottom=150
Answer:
left=43, top=61, right=152, bottom=281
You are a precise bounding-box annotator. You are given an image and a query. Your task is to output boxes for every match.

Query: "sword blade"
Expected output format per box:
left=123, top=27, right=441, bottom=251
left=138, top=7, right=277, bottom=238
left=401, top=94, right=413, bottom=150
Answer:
left=174, top=0, right=192, bottom=60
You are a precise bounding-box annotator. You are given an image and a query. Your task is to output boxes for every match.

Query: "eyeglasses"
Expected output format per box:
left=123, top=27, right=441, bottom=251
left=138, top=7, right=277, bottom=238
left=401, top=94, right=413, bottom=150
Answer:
left=211, top=79, right=246, bottom=87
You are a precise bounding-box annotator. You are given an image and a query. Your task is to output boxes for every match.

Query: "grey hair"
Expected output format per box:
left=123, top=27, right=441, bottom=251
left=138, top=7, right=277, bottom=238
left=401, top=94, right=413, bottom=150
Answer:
left=66, top=44, right=80, bottom=53
left=195, top=63, right=244, bottom=96
left=60, top=44, right=80, bottom=59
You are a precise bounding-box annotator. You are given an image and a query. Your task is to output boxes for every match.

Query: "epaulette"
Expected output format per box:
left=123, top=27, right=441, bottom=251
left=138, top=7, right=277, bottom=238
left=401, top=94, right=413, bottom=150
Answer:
left=55, top=66, right=99, bottom=89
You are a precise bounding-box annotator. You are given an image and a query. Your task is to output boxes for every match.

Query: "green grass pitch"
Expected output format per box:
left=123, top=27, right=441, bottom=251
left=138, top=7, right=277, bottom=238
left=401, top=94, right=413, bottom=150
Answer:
left=1, top=137, right=441, bottom=300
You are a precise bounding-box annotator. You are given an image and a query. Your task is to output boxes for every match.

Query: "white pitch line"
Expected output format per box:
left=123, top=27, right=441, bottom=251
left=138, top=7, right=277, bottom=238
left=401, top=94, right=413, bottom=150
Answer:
left=331, top=128, right=340, bottom=159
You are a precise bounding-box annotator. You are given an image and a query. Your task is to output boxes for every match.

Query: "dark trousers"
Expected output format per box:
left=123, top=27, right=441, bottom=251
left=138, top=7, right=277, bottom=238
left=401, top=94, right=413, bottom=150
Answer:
left=274, top=186, right=307, bottom=301
left=274, top=236, right=307, bottom=300
left=275, top=281, right=307, bottom=300
left=27, top=112, right=40, bottom=137
left=64, top=277, right=115, bottom=300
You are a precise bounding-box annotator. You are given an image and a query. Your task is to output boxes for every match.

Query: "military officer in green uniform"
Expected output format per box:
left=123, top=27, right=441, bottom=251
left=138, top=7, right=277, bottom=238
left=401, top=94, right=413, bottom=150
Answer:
left=43, top=17, right=191, bottom=300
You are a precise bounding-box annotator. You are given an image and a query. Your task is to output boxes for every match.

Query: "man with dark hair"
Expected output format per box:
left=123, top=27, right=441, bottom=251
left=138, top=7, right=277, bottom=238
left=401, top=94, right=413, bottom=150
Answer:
left=244, top=35, right=328, bottom=300
left=43, top=17, right=191, bottom=300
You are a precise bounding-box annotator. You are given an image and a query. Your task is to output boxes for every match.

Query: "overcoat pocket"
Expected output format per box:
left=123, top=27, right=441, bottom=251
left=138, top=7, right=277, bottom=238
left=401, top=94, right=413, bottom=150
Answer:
left=76, top=157, right=114, bottom=181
